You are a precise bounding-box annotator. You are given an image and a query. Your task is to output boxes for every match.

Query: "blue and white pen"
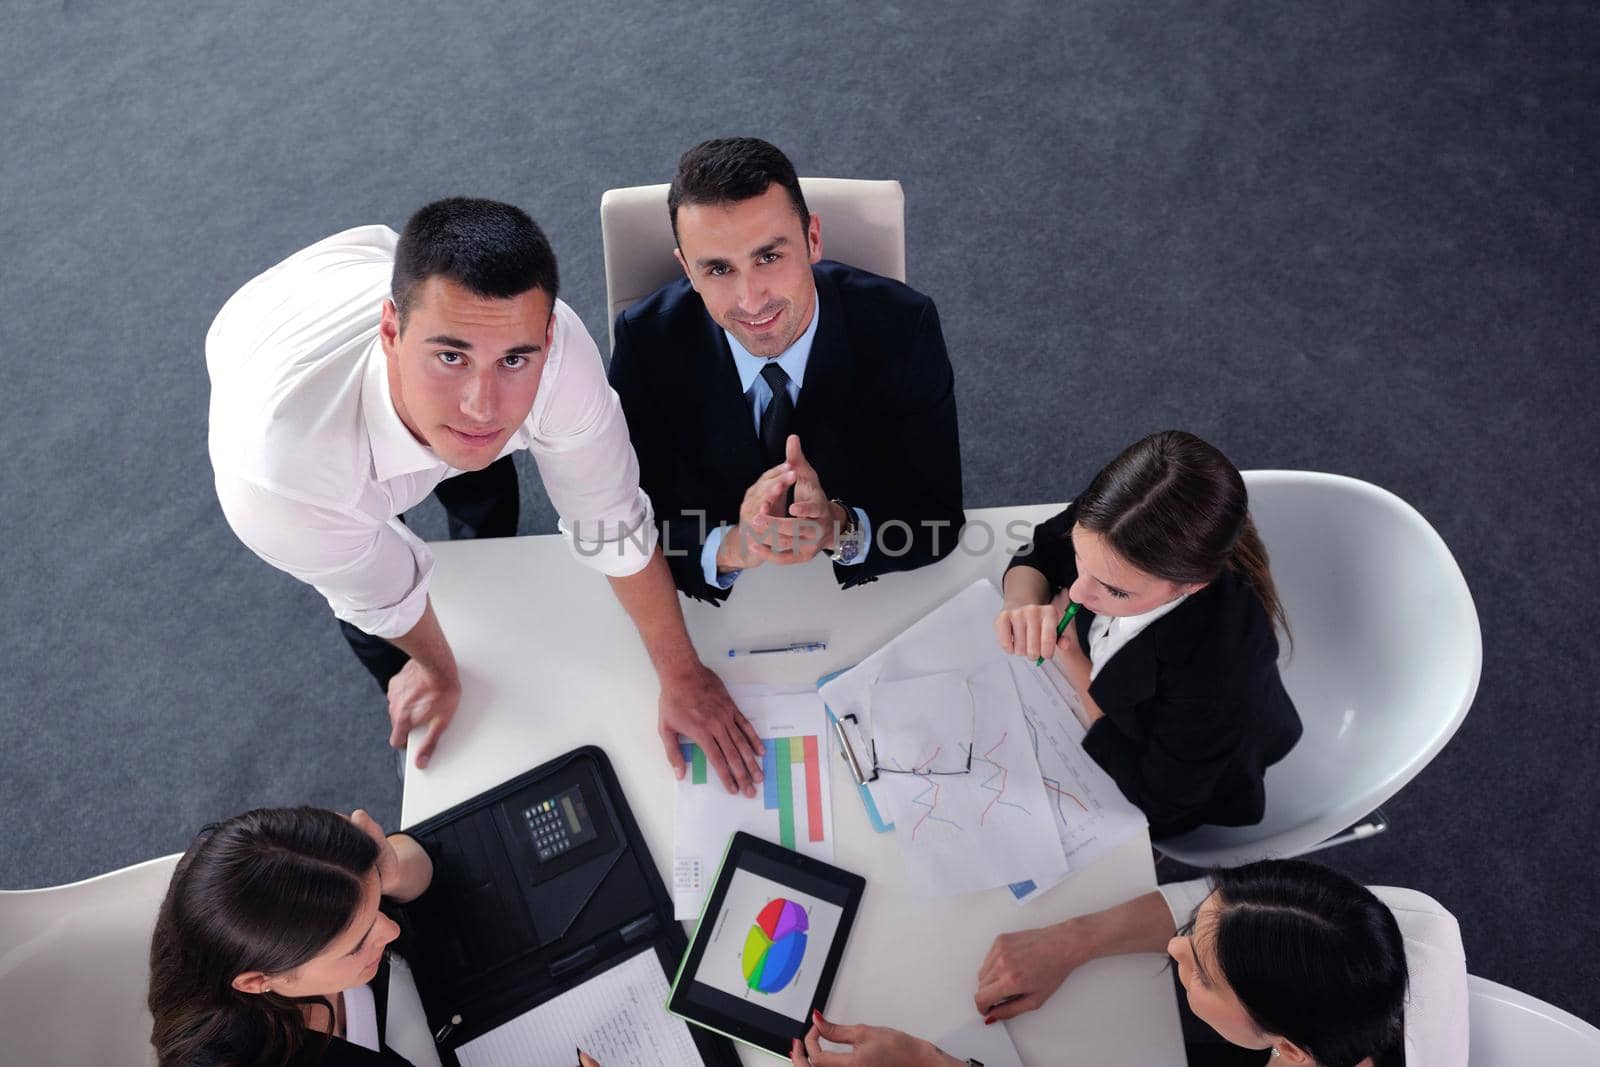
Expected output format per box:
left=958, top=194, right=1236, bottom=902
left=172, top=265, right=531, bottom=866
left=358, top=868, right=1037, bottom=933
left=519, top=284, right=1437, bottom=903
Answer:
left=728, top=641, right=828, bottom=657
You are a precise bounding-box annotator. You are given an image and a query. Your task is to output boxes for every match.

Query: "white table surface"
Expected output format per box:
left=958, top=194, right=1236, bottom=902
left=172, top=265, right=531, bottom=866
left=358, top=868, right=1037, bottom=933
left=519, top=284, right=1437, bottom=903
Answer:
left=402, top=504, right=1185, bottom=1066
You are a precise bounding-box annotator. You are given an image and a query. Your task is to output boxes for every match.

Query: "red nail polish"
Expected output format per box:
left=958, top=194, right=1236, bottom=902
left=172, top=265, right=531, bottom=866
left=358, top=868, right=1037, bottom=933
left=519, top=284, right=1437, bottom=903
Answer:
left=984, top=1015, right=996, bottom=1026
left=812, top=1009, right=823, bottom=1022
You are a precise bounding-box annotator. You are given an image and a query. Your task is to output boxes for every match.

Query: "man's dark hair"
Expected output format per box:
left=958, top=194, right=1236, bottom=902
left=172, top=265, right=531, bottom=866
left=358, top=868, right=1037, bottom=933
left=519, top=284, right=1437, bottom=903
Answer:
left=667, top=138, right=810, bottom=242
left=390, top=197, right=559, bottom=329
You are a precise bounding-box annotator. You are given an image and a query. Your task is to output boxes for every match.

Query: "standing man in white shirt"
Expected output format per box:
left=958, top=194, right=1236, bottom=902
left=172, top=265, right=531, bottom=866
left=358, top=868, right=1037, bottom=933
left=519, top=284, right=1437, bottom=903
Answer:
left=206, top=198, right=764, bottom=794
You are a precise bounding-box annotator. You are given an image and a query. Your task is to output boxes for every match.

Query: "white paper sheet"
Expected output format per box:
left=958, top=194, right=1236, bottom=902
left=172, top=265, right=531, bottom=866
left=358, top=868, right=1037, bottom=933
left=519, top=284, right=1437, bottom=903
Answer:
left=674, top=686, right=834, bottom=919
left=1002, top=657, right=1149, bottom=903
left=870, top=658, right=1069, bottom=894
left=934, top=1016, right=1026, bottom=1067
left=819, top=582, right=1072, bottom=896
left=453, top=949, right=699, bottom=1067
left=869, top=670, right=976, bottom=775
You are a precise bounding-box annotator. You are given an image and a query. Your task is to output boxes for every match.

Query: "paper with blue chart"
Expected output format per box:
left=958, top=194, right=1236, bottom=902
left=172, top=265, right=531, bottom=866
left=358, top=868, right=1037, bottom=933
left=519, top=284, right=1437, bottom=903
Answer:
left=818, top=579, right=1145, bottom=901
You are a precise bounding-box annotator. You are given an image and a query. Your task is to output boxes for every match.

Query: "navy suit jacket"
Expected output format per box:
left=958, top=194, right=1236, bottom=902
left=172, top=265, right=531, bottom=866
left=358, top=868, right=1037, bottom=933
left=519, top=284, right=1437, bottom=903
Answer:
left=608, top=260, right=965, bottom=603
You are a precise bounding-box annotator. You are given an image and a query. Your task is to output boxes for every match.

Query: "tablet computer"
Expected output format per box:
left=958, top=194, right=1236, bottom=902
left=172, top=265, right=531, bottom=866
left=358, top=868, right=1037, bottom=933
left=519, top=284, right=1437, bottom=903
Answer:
left=668, top=831, right=865, bottom=1059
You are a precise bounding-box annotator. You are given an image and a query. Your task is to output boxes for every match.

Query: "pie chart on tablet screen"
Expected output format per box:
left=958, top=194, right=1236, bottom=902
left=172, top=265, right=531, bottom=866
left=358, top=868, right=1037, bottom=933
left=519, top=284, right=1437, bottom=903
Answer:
left=741, top=898, right=809, bottom=994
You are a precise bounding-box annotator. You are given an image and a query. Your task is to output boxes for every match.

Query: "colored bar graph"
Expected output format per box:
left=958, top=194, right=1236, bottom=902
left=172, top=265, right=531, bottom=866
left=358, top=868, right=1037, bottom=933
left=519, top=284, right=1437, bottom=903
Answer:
left=762, top=742, right=779, bottom=809
left=680, top=733, right=826, bottom=850
left=775, top=737, right=795, bottom=849
left=803, top=735, right=824, bottom=843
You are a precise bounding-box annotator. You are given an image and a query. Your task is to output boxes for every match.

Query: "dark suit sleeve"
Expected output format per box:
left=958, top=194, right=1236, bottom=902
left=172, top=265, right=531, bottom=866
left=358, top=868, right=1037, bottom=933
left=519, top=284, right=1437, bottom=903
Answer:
left=845, top=299, right=965, bottom=585
left=607, top=312, right=730, bottom=604
left=1081, top=665, right=1244, bottom=831
left=1004, top=505, right=1075, bottom=594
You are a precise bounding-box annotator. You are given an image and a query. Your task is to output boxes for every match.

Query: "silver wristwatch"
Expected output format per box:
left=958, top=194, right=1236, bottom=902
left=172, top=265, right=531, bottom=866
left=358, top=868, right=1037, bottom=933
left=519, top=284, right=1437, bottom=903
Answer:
left=822, top=499, right=862, bottom=563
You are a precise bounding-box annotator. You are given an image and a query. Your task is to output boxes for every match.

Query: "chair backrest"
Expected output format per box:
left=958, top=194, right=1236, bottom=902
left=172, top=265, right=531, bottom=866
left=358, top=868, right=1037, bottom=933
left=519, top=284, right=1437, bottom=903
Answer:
left=599, top=177, right=906, bottom=350
left=1467, top=974, right=1600, bottom=1064
left=0, top=853, right=180, bottom=1066
left=1156, top=470, right=1482, bottom=867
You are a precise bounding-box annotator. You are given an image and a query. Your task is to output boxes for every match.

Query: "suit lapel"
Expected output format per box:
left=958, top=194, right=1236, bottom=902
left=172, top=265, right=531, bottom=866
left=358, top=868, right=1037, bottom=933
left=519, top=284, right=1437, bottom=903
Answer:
left=791, top=267, right=854, bottom=465
left=693, top=304, right=767, bottom=479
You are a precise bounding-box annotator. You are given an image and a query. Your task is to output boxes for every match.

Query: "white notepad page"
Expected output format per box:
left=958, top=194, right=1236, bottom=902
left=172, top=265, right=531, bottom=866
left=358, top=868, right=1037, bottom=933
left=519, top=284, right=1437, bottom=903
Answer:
left=454, top=949, right=701, bottom=1067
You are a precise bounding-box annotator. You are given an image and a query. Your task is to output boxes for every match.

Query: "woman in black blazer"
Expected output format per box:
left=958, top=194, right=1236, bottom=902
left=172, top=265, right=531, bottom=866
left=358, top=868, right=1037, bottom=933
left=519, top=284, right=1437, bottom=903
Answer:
left=995, top=431, right=1302, bottom=839
left=148, top=806, right=435, bottom=1067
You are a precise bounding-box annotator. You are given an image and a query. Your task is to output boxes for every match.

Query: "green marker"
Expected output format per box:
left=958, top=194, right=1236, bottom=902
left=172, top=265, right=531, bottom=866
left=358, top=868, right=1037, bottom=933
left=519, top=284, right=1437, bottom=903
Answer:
left=1036, top=601, right=1080, bottom=665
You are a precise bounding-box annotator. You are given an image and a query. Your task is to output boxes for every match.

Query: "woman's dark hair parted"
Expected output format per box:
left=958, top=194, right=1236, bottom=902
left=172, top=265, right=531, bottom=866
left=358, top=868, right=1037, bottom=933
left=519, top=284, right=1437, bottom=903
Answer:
left=667, top=136, right=811, bottom=240
left=147, top=807, right=380, bottom=1067
left=1208, top=859, right=1410, bottom=1067
left=1073, top=429, right=1290, bottom=638
left=389, top=197, right=560, bottom=329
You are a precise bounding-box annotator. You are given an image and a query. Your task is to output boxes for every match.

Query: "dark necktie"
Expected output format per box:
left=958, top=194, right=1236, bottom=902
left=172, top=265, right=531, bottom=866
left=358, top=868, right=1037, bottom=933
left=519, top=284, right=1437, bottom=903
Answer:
left=758, top=362, right=794, bottom=467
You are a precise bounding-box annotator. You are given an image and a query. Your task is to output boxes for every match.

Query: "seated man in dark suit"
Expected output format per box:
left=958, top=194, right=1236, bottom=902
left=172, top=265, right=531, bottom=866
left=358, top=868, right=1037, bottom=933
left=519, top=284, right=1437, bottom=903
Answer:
left=608, top=137, right=965, bottom=603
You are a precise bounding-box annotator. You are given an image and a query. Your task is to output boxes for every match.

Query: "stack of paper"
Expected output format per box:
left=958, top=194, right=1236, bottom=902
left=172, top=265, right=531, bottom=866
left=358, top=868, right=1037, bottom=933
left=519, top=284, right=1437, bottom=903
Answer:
left=819, top=580, right=1146, bottom=901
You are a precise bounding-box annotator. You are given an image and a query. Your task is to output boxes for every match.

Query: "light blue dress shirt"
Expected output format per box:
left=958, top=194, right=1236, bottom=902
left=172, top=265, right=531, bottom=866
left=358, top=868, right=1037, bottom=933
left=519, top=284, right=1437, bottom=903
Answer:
left=702, top=299, right=871, bottom=588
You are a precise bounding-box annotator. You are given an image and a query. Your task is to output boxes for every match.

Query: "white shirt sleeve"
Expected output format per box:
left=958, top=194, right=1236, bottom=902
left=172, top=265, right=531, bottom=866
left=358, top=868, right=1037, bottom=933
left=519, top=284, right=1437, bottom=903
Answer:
left=1158, top=877, right=1214, bottom=929
left=1370, top=886, right=1470, bottom=1067
left=526, top=299, right=657, bottom=578
left=213, top=476, right=435, bottom=640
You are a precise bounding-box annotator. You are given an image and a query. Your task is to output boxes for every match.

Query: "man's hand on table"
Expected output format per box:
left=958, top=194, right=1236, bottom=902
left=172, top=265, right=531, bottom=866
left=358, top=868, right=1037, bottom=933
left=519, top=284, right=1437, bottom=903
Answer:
left=386, top=657, right=461, bottom=770
left=789, top=1012, right=964, bottom=1067
left=657, top=662, right=765, bottom=797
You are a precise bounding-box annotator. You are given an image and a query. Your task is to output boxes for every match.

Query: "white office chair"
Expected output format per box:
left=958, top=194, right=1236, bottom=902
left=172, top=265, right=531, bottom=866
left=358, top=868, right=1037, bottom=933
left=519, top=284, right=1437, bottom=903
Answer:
left=1467, top=974, right=1600, bottom=1064
left=0, top=853, right=443, bottom=1067
left=599, top=177, right=906, bottom=350
left=1155, top=470, right=1482, bottom=868
left=0, top=853, right=179, bottom=1066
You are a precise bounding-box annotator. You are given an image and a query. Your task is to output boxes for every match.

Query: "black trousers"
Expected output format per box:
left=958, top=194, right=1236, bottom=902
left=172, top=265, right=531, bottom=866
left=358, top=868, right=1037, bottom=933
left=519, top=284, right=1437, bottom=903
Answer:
left=339, top=455, right=520, bottom=691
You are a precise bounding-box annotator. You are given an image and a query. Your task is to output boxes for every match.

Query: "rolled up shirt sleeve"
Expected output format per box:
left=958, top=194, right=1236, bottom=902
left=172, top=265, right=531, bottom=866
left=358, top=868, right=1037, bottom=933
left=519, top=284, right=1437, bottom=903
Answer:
left=529, top=300, right=658, bottom=578
left=1158, top=877, right=1214, bottom=929
left=214, top=475, right=435, bottom=640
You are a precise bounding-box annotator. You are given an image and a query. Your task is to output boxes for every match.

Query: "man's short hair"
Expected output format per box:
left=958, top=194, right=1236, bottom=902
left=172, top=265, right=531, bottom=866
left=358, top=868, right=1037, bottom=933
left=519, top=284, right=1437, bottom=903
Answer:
left=391, top=197, right=559, bottom=329
left=667, top=138, right=810, bottom=242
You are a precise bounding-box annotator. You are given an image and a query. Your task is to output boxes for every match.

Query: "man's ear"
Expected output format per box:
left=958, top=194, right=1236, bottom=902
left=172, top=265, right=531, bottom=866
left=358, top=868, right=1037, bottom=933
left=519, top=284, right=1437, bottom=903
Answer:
left=673, top=247, right=692, bottom=282
left=231, top=971, right=274, bottom=995
left=806, top=213, right=823, bottom=264
left=379, top=298, right=401, bottom=359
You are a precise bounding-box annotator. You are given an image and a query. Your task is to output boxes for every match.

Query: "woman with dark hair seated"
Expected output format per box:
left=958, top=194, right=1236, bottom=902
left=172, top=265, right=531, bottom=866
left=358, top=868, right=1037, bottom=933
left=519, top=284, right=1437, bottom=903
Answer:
left=787, top=859, right=1468, bottom=1067
left=995, top=430, right=1303, bottom=838
left=147, top=806, right=436, bottom=1066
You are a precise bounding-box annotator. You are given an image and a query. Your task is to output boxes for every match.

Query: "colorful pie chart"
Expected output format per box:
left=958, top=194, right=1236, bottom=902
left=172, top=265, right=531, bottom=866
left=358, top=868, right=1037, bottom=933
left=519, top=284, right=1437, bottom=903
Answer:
left=741, top=898, right=809, bottom=994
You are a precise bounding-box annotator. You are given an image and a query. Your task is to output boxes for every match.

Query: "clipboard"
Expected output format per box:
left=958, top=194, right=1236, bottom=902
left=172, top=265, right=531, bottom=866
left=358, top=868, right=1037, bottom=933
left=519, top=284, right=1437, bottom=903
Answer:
left=817, top=669, right=893, bottom=833
left=394, top=746, right=740, bottom=1066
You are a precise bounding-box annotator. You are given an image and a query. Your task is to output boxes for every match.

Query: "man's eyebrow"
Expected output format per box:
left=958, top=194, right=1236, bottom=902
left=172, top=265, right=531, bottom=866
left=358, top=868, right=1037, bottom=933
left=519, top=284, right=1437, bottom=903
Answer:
left=693, top=235, right=792, bottom=270
left=425, top=335, right=542, bottom=357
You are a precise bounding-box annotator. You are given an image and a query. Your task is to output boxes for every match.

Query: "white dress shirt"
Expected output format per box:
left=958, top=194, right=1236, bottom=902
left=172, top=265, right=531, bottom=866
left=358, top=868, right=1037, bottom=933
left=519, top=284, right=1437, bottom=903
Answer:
left=699, top=295, right=870, bottom=588
left=1159, top=879, right=1470, bottom=1067
left=207, top=225, right=656, bottom=640
left=1085, top=593, right=1189, bottom=681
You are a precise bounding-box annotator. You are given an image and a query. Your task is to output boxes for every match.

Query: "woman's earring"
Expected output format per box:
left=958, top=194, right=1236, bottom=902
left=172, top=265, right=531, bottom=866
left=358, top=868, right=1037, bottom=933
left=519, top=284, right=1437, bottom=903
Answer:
left=1271, top=1050, right=1280, bottom=1059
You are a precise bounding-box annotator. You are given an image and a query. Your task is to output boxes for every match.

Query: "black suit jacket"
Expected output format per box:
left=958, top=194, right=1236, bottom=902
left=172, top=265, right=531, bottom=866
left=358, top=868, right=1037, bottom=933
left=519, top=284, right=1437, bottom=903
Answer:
left=1009, top=504, right=1303, bottom=839
left=608, top=260, right=964, bottom=603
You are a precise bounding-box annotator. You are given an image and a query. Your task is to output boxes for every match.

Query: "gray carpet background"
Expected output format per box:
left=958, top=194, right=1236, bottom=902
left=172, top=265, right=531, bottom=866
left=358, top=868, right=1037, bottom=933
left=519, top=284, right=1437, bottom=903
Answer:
left=2, top=0, right=1596, bottom=1027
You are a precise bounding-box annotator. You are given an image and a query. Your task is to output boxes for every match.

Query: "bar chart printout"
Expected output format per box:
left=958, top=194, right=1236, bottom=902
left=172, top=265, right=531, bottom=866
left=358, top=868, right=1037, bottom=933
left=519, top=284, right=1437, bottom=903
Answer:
left=673, top=687, right=834, bottom=918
